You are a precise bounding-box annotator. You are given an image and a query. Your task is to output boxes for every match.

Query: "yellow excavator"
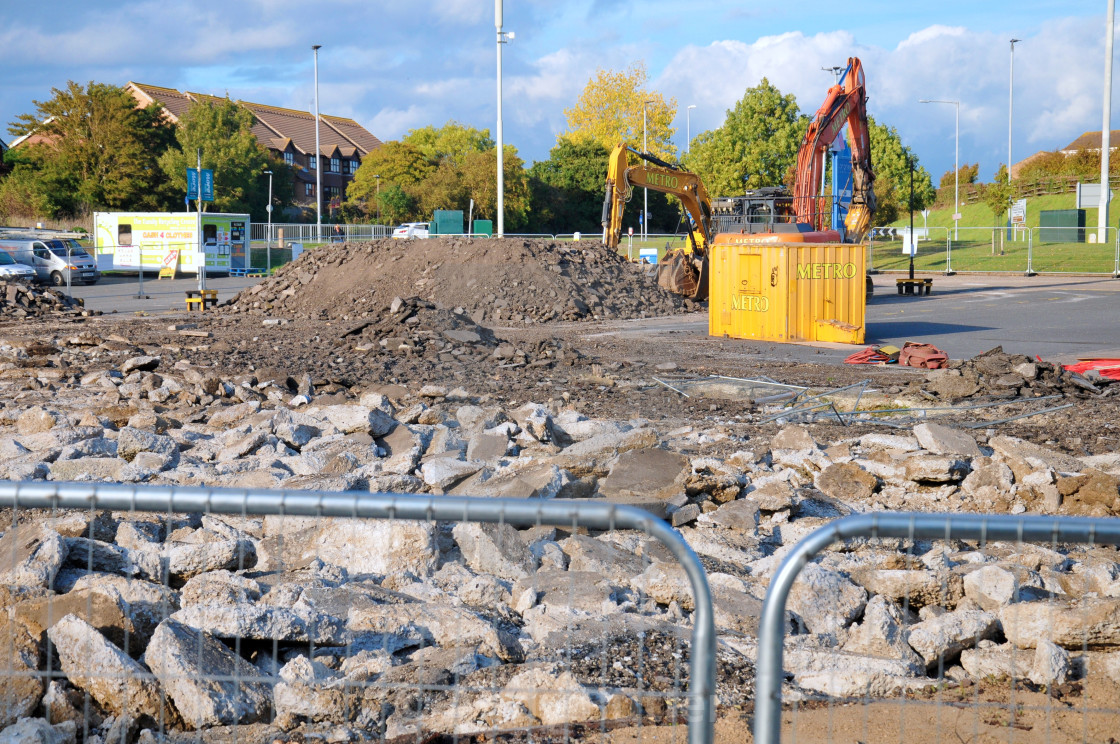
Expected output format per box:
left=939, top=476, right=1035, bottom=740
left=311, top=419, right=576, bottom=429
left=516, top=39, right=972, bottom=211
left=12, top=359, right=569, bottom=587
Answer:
left=601, top=143, right=714, bottom=300
left=602, top=56, right=876, bottom=302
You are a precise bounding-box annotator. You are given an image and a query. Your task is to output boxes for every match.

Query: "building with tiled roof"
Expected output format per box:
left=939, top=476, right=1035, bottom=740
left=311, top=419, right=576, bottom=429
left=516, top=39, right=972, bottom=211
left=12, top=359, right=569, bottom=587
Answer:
left=1058, top=130, right=1120, bottom=156
left=126, top=82, right=382, bottom=218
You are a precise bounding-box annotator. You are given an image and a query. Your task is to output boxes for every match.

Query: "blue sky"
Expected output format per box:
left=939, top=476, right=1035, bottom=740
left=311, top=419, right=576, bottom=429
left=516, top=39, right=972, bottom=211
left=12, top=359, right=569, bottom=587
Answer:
left=0, top=1, right=1113, bottom=184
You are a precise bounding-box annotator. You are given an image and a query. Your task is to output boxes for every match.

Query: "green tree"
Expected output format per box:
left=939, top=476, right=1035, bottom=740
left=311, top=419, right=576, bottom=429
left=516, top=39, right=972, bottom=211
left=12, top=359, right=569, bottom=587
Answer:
left=939, top=162, right=979, bottom=189
left=416, top=159, right=470, bottom=217
left=459, top=146, right=531, bottom=229
left=527, top=137, right=610, bottom=233
left=867, top=117, right=934, bottom=225
left=682, top=79, right=807, bottom=195
left=5, top=81, right=175, bottom=217
left=404, top=121, right=494, bottom=165
left=347, top=141, right=434, bottom=222
left=982, top=164, right=1014, bottom=223
left=563, top=63, right=677, bottom=160
left=158, top=98, right=282, bottom=218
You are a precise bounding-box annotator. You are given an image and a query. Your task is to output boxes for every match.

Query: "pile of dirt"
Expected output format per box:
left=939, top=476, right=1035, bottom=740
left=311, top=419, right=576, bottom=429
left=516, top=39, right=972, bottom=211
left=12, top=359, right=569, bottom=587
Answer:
left=917, top=346, right=1115, bottom=401
left=225, top=237, right=698, bottom=324
left=0, top=282, right=89, bottom=318
left=337, top=296, right=584, bottom=372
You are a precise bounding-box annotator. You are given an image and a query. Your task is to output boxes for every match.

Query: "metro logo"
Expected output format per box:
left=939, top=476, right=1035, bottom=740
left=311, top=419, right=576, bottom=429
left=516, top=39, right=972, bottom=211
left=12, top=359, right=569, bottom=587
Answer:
left=795, top=262, right=857, bottom=280
left=642, top=172, right=679, bottom=189
left=731, top=295, right=770, bottom=312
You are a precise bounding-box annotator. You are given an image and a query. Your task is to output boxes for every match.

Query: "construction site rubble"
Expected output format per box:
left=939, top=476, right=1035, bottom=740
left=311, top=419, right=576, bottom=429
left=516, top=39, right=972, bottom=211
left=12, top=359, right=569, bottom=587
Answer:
left=0, top=281, right=91, bottom=318
left=918, top=346, right=1114, bottom=401
left=222, top=238, right=698, bottom=323
left=2, top=331, right=1120, bottom=741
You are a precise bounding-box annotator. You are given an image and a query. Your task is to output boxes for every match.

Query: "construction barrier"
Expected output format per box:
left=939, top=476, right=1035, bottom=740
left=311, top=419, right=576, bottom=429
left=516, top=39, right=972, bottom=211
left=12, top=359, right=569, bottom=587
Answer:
left=0, top=483, right=716, bottom=744
left=754, top=512, right=1120, bottom=744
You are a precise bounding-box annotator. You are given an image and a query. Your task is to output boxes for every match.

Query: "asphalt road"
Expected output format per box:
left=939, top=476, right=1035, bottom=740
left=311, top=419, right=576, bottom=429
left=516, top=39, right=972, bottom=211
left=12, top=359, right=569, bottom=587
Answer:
left=584, top=274, right=1120, bottom=365
left=60, top=274, right=260, bottom=315
left=60, top=272, right=1120, bottom=365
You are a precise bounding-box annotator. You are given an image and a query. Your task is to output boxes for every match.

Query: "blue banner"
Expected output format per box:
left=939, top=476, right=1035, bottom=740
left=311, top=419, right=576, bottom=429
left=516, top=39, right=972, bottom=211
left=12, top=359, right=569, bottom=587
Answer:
left=186, top=169, right=214, bottom=202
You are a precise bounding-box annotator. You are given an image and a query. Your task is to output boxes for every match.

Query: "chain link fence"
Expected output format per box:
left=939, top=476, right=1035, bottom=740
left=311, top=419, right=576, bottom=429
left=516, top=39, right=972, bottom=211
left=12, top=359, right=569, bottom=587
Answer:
left=0, top=483, right=716, bottom=744
left=755, top=512, right=1120, bottom=744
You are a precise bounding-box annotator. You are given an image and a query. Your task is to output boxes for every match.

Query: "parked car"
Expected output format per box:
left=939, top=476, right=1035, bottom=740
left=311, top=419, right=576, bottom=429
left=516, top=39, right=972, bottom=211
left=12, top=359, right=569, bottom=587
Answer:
left=392, top=222, right=430, bottom=239
left=0, top=250, right=37, bottom=283
left=0, top=238, right=100, bottom=285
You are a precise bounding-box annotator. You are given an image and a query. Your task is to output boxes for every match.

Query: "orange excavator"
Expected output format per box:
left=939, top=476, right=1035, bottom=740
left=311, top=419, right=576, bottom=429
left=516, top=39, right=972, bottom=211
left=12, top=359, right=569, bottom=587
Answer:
left=601, top=143, right=715, bottom=300
left=602, top=56, right=876, bottom=300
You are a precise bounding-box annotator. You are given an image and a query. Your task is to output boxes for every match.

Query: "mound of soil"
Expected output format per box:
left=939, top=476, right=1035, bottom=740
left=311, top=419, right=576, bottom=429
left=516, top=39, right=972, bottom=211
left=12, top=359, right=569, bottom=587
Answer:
left=916, top=346, right=1116, bottom=401
left=225, top=237, right=698, bottom=324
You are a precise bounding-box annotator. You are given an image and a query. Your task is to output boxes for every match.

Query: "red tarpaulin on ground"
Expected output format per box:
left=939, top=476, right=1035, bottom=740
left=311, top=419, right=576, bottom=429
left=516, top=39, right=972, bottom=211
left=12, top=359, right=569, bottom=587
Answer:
left=1064, top=359, right=1120, bottom=381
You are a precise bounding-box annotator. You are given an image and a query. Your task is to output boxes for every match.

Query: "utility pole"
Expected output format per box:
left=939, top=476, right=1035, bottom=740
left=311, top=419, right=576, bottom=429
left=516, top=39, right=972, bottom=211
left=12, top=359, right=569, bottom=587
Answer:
left=264, top=169, right=273, bottom=274
left=313, top=44, right=323, bottom=244
left=495, top=1, right=513, bottom=238
left=1008, top=38, right=1020, bottom=238
left=1100, top=0, right=1115, bottom=244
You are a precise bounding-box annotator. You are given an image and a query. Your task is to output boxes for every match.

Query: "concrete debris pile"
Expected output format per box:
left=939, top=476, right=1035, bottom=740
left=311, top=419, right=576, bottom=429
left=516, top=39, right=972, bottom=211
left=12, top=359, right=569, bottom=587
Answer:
left=0, top=282, right=91, bottom=318
left=338, top=296, right=583, bottom=372
left=223, top=237, right=697, bottom=324
left=4, top=338, right=1120, bottom=740
left=920, top=346, right=1115, bottom=401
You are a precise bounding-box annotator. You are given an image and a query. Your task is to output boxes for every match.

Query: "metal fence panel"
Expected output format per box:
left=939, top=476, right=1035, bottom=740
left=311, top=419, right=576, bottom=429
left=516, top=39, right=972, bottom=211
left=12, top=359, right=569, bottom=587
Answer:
left=249, top=224, right=392, bottom=242
left=1031, top=226, right=1118, bottom=275
left=869, top=228, right=950, bottom=274
left=755, top=512, right=1120, bottom=744
left=0, top=483, right=715, bottom=744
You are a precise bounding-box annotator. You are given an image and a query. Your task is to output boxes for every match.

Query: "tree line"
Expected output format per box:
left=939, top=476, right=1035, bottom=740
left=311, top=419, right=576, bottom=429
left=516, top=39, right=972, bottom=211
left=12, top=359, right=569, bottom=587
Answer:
left=1, top=82, right=294, bottom=226
left=4, top=70, right=948, bottom=233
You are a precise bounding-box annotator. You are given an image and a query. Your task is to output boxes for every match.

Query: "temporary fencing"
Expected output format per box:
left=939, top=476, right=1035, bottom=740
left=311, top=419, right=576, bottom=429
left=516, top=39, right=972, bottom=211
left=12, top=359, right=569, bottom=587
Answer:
left=0, top=482, right=715, bottom=744
left=869, top=226, right=1120, bottom=276
left=249, top=223, right=392, bottom=243
left=754, top=512, right=1120, bottom=744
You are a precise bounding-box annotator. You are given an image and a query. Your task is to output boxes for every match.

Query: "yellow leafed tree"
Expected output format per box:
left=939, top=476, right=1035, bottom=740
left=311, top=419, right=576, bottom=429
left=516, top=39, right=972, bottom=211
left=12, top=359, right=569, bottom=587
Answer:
left=563, top=63, right=678, bottom=161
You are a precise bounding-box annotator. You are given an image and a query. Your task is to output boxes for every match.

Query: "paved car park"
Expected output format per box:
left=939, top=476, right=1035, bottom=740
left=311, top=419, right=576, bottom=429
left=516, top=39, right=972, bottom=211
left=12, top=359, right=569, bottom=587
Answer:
left=58, top=274, right=259, bottom=315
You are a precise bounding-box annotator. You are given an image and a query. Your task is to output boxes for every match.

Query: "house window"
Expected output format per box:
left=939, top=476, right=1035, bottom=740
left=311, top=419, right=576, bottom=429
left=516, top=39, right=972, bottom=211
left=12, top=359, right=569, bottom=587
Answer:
left=305, top=183, right=315, bottom=196
left=309, top=155, right=317, bottom=170
left=283, top=151, right=294, bottom=166
left=330, top=157, right=340, bottom=173
left=348, top=159, right=359, bottom=175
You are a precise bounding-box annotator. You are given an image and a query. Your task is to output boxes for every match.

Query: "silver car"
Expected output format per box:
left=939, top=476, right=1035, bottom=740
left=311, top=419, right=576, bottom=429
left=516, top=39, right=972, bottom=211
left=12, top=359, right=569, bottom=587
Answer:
left=0, top=251, right=36, bottom=282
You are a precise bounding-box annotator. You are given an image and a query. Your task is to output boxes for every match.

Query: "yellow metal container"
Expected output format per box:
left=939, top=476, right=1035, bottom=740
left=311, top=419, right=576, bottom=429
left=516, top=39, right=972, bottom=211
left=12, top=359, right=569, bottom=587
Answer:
left=708, top=240, right=867, bottom=344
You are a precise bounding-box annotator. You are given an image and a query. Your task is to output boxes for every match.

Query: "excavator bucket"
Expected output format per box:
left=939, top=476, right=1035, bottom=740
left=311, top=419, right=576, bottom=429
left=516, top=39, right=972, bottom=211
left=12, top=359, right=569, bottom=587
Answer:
left=657, top=249, right=709, bottom=301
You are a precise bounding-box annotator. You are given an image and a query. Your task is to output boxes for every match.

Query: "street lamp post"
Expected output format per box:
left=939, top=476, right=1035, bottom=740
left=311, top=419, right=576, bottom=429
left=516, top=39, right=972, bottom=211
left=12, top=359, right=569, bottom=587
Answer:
left=919, top=99, right=960, bottom=244
left=312, top=44, right=323, bottom=245
left=495, top=0, right=513, bottom=238
left=1008, top=38, right=1020, bottom=240
left=643, top=98, right=653, bottom=240
left=1099, top=0, right=1116, bottom=246
left=686, top=104, right=696, bottom=155
left=263, top=169, right=273, bottom=273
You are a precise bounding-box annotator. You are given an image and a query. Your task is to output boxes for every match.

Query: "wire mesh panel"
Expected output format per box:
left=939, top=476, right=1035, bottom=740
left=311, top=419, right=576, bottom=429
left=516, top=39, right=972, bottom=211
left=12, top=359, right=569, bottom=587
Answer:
left=1031, top=226, right=1116, bottom=275
left=868, top=228, right=949, bottom=274
left=0, top=484, right=714, bottom=744
left=754, top=512, right=1120, bottom=744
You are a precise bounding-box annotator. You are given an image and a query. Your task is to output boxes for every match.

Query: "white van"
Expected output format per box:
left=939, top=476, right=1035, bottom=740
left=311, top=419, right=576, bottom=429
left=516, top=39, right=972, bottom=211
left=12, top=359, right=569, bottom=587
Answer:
left=0, top=251, right=37, bottom=283
left=0, top=238, right=100, bottom=285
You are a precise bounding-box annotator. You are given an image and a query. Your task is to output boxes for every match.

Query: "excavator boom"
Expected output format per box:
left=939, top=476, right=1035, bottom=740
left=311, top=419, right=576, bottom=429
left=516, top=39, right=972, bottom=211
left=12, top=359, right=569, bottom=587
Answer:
left=792, top=57, right=876, bottom=241
left=601, top=143, right=714, bottom=299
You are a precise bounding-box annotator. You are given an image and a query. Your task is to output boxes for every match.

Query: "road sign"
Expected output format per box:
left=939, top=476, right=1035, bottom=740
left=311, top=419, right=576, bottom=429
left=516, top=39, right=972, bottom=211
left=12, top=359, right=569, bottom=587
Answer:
left=186, top=169, right=214, bottom=202
left=951, top=213, right=962, bottom=221
left=628, top=227, right=633, bottom=236
left=1076, top=182, right=1115, bottom=208
left=1010, top=198, right=1027, bottom=225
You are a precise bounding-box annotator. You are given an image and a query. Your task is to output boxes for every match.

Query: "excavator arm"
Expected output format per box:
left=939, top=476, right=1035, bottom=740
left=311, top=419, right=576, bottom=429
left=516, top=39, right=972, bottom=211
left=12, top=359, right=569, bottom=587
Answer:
left=792, top=57, right=877, bottom=241
left=601, top=143, right=714, bottom=299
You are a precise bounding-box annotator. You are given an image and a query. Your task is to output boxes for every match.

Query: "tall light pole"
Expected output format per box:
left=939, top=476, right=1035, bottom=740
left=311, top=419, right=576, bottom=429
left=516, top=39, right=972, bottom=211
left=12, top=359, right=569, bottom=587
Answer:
left=686, top=104, right=696, bottom=155
left=374, top=174, right=381, bottom=224
left=920, top=99, right=960, bottom=241
left=1008, top=38, right=1020, bottom=223
left=263, top=169, right=273, bottom=273
left=643, top=98, right=653, bottom=240
left=495, top=1, right=513, bottom=238
left=1099, top=0, right=1115, bottom=245
left=312, top=44, right=323, bottom=244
